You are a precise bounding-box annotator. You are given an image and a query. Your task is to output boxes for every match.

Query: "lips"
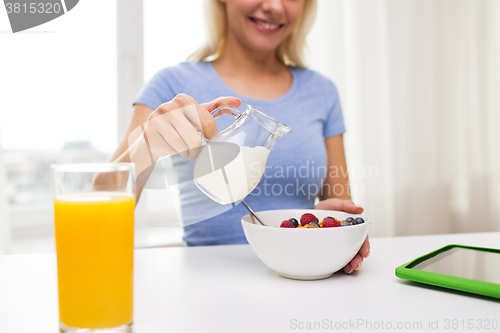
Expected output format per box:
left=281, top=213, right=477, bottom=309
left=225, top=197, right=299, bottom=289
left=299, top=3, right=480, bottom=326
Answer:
left=249, top=17, right=285, bottom=33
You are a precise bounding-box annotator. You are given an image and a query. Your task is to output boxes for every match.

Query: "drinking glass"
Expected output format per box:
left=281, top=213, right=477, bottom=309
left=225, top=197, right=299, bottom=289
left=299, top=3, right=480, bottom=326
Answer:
left=51, top=163, right=135, bottom=333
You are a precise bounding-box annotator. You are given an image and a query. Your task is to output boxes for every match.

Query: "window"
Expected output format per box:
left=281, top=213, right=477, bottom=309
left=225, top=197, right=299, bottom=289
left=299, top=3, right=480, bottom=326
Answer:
left=0, top=1, right=117, bottom=239
left=143, top=0, right=205, bottom=80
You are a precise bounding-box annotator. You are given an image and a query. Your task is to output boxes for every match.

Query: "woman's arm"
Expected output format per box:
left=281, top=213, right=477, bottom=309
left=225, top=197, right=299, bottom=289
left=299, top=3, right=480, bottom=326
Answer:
left=315, top=134, right=370, bottom=274
left=91, top=104, right=152, bottom=199
left=320, top=134, right=351, bottom=201
left=109, top=103, right=154, bottom=202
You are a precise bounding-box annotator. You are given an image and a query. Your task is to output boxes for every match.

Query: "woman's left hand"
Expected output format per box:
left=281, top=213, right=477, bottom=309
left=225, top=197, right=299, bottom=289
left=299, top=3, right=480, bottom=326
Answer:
left=314, top=198, right=370, bottom=274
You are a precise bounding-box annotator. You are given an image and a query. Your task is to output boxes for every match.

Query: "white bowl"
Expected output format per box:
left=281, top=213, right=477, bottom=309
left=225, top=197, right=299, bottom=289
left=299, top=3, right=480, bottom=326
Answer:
left=241, top=209, right=370, bottom=280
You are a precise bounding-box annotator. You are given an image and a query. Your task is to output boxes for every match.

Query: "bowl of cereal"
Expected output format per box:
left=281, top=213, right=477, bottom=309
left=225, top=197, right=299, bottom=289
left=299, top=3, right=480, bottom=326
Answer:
left=241, top=209, right=370, bottom=280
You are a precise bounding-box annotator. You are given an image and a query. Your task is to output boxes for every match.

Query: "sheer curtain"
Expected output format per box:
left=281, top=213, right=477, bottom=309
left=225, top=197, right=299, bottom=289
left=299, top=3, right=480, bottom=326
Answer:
left=0, top=135, right=10, bottom=254
left=308, top=0, right=500, bottom=237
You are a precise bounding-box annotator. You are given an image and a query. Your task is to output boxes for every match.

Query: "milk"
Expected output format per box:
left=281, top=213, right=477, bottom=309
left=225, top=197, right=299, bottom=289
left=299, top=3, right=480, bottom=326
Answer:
left=193, top=145, right=269, bottom=204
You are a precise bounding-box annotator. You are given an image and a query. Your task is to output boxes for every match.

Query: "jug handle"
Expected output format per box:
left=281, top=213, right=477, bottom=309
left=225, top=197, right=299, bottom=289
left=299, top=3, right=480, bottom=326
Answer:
left=200, top=105, right=242, bottom=146
left=209, top=105, right=242, bottom=119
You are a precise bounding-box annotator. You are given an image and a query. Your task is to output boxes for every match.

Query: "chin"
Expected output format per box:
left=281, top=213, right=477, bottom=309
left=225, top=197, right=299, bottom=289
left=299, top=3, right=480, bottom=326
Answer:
left=246, top=37, right=283, bottom=53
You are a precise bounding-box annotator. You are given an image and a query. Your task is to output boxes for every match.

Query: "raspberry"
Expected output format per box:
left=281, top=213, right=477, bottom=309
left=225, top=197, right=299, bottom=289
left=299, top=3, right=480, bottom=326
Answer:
left=323, top=218, right=341, bottom=228
left=300, top=213, right=318, bottom=226
left=280, top=220, right=296, bottom=228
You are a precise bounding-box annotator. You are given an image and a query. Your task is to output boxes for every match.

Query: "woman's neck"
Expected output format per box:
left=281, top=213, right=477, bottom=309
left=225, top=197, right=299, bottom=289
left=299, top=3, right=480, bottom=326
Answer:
left=213, top=31, right=286, bottom=77
left=211, top=31, right=293, bottom=100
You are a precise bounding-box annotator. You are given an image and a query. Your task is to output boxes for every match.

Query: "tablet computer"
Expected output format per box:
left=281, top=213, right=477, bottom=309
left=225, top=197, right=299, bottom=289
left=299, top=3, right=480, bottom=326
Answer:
left=395, top=244, right=500, bottom=299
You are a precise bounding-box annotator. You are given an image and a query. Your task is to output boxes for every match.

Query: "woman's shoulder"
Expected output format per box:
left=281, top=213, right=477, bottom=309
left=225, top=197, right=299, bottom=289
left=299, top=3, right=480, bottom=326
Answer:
left=152, top=61, right=212, bottom=81
left=146, top=61, right=213, bottom=92
left=134, top=62, right=214, bottom=107
left=290, top=66, right=338, bottom=93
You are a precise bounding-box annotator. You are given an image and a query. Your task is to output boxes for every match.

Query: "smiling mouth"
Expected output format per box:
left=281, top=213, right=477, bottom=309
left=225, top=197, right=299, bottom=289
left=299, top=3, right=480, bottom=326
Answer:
left=249, top=17, right=285, bottom=31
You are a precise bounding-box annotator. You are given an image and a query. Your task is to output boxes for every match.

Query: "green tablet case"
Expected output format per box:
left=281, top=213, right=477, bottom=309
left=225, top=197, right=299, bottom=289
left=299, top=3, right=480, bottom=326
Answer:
left=395, top=244, right=500, bottom=299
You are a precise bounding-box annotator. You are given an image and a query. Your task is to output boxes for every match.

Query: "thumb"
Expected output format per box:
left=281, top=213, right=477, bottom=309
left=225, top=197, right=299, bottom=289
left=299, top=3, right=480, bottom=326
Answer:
left=342, top=201, right=364, bottom=214
left=200, top=96, right=242, bottom=112
left=315, top=198, right=364, bottom=214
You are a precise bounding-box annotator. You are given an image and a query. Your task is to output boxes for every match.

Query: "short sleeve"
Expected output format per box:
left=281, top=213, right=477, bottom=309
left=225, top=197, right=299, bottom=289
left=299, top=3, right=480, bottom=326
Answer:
left=132, top=68, right=179, bottom=110
left=323, top=81, right=346, bottom=138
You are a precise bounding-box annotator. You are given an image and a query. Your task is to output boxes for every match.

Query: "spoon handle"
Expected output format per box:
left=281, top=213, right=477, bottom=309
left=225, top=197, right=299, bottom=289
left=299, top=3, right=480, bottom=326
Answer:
left=241, top=200, right=265, bottom=226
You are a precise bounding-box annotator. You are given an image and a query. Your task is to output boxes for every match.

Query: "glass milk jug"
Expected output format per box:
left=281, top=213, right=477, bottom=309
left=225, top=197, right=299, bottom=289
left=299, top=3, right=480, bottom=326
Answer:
left=193, top=104, right=291, bottom=205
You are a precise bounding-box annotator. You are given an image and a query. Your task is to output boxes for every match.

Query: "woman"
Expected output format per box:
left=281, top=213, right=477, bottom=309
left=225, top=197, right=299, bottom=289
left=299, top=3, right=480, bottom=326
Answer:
left=111, top=0, right=369, bottom=274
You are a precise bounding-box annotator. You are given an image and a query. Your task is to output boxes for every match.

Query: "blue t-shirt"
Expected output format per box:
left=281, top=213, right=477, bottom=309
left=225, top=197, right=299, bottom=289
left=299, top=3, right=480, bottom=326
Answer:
left=133, top=61, right=345, bottom=246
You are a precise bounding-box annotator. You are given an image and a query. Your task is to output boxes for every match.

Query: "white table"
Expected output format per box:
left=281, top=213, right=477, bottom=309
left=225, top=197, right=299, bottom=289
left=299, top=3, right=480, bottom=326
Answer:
left=1, top=232, right=499, bottom=333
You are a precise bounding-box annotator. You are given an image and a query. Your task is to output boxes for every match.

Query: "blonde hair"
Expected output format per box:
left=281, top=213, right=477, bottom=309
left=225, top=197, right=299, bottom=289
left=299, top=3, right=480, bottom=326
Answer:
left=188, top=0, right=317, bottom=68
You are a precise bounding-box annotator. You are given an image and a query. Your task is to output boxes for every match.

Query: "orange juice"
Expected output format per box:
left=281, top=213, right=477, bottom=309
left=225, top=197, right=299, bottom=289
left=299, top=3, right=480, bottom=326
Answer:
left=54, top=192, right=135, bottom=329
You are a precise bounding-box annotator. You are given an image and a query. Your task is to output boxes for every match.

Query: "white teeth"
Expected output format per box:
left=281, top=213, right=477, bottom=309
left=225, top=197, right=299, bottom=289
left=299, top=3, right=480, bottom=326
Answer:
left=255, top=20, right=280, bottom=30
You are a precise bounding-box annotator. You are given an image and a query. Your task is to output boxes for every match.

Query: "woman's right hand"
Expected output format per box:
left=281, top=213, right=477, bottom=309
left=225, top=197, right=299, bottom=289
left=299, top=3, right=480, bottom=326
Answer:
left=127, top=94, right=241, bottom=186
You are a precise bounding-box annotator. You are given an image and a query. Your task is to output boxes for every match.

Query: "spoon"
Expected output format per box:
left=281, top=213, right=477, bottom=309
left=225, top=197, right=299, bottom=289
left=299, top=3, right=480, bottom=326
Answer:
left=241, top=200, right=265, bottom=226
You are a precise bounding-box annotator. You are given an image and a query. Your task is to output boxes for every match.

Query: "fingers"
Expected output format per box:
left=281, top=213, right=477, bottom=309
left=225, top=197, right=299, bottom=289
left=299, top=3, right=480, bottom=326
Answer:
left=314, top=198, right=364, bottom=214
left=344, top=253, right=363, bottom=274
left=144, top=94, right=212, bottom=158
left=343, top=236, right=370, bottom=274
left=146, top=121, right=188, bottom=157
left=196, top=103, right=218, bottom=139
left=199, top=96, right=241, bottom=139
left=168, top=112, right=204, bottom=159
left=182, top=103, right=204, bottom=133
left=341, top=200, right=364, bottom=214
left=358, top=236, right=370, bottom=258
left=146, top=108, right=190, bottom=157
left=200, top=96, right=242, bottom=112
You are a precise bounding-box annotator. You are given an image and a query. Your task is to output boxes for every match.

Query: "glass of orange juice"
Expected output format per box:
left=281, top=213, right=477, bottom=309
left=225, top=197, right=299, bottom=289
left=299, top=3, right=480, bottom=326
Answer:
left=51, top=163, right=135, bottom=333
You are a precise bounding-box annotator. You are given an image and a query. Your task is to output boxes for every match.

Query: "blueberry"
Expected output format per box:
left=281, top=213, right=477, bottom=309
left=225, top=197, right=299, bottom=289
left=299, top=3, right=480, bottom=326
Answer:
left=345, top=217, right=354, bottom=223
left=288, top=218, right=299, bottom=228
left=341, top=222, right=351, bottom=227
left=353, top=217, right=365, bottom=225
left=307, top=222, right=320, bottom=228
